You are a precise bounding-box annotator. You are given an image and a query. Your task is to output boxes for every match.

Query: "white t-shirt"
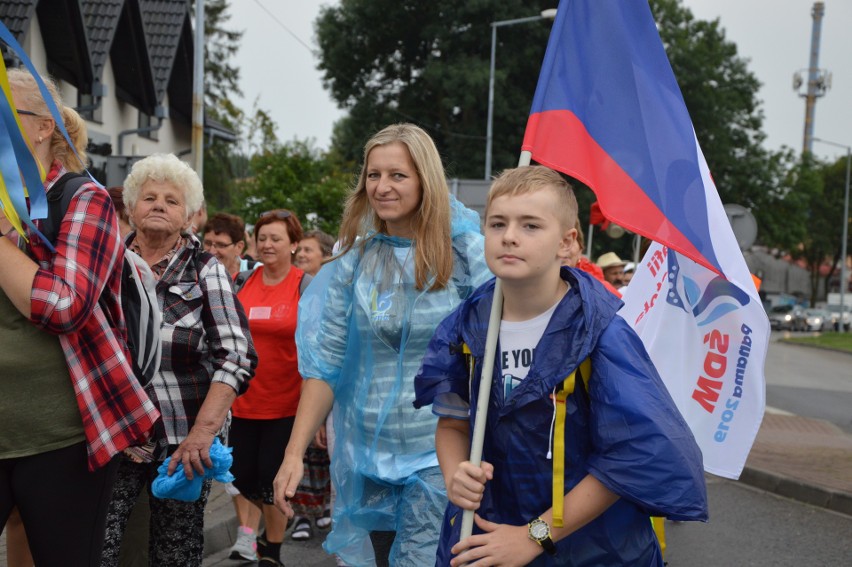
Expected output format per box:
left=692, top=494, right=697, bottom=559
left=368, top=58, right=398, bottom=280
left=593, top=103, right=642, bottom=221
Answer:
left=432, top=300, right=559, bottom=419
left=498, top=302, right=557, bottom=399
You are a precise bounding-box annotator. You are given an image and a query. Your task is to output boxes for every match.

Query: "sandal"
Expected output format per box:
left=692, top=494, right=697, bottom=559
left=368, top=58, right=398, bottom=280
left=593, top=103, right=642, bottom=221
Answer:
left=291, top=516, right=313, bottom=541
left=316, top=506, right=332, bottom=529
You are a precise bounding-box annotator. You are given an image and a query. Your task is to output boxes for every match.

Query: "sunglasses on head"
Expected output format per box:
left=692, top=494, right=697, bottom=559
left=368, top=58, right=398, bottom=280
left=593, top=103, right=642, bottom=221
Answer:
left=16, top=109, right=39, bottom=117
left=260, top=210, right=292, bottom=220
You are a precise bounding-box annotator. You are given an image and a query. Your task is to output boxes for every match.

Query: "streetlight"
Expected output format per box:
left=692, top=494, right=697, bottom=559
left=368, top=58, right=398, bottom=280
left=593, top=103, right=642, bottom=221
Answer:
left=812, top=137, right=850, bottom=330
left=484, top=8, right=557, bottom=180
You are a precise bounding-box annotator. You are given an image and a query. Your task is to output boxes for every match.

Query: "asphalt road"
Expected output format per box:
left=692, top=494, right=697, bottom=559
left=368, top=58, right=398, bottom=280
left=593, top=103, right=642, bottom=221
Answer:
left=665, top=475, right=852, bottom=566
left=764, top=332, right=852, bottom=433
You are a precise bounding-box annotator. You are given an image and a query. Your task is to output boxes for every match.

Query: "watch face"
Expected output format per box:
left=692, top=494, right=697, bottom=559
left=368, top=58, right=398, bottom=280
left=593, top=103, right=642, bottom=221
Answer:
left=530, top=522, right=548, bottom=539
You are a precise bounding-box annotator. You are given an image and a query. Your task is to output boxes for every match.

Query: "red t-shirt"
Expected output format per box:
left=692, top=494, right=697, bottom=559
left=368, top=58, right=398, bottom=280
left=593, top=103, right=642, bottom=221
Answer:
left=233, top=266, right=304, bottom=419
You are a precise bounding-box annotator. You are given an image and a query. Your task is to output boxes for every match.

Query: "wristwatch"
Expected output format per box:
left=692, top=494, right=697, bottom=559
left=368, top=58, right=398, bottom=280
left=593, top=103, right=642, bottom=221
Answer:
left=527, top=517, right=557, bottom=555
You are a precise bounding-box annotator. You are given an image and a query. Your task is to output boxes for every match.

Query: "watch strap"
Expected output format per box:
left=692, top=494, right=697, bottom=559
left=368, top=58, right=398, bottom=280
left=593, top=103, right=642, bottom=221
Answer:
left=528, top=517, right=557, bottom=556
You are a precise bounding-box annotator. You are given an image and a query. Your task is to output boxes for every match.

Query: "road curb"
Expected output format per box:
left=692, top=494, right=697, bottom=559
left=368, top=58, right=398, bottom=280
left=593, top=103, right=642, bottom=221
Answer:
left=740, top=465, right=852, bottom=517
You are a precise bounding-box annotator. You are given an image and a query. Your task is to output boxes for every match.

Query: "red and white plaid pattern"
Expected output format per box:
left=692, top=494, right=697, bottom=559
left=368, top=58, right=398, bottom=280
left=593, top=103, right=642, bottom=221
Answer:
left=26, top=161, right=160, bottom=470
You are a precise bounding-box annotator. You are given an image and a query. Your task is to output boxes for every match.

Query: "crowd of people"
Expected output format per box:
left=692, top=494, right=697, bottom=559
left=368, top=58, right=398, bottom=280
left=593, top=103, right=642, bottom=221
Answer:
left=0, top=67, right=708, bottom=567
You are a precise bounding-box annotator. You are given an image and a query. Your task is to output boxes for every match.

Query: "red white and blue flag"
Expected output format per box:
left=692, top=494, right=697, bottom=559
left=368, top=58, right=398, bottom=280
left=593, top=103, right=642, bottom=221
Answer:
left=522, top=0, right=769, bottom=478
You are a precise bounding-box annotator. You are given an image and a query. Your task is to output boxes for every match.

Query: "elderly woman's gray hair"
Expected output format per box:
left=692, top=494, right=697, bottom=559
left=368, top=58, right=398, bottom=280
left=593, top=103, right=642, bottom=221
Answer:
left=122, top=153, right=204, bottom=218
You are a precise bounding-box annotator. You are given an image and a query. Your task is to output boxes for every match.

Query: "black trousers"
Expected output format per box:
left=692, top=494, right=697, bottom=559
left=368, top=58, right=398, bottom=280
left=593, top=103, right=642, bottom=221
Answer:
left=0, top=441, right=119, bottom=566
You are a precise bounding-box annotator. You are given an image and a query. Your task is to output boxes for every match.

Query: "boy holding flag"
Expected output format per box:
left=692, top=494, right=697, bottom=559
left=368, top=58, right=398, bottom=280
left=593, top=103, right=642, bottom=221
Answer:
left=414, top=166, right=708, bottom=566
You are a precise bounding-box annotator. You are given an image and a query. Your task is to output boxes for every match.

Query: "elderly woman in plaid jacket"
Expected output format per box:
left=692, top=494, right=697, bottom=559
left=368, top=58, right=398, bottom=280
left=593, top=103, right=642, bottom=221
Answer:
left=100, top=153, right=257, bottom=567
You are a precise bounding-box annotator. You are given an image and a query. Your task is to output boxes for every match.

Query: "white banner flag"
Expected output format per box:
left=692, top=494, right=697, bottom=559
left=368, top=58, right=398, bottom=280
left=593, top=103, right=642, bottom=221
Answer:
left=619, top=161, right=769, bottom=479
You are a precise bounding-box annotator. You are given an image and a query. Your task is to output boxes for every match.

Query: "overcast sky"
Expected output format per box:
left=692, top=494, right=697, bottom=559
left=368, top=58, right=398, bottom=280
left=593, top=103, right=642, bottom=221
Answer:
left=230, top=0, right=852, bottom=163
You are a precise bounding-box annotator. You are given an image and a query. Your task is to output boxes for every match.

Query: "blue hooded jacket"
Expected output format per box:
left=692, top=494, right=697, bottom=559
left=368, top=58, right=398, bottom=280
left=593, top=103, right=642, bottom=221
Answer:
left=414, top=267, right=708, bottom=566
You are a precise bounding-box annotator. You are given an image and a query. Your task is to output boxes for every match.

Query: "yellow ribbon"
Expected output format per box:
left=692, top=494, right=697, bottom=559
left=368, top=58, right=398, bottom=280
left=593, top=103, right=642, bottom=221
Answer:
left=552, top=358, right=591, bottom=528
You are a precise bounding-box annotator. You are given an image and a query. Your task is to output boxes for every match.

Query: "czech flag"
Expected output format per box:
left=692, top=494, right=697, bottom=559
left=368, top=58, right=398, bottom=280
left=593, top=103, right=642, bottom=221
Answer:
left=522, top=0, right=769, bottom=479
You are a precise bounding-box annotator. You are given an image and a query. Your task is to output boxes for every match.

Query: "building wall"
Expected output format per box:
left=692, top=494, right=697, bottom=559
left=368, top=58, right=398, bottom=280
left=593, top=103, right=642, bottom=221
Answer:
left=17, top=13, right=194, bottom=185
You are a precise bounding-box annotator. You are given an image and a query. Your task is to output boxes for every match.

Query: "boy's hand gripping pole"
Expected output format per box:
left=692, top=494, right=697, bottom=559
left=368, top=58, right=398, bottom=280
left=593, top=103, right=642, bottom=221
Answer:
left=460, top=152, right=532, bottom=546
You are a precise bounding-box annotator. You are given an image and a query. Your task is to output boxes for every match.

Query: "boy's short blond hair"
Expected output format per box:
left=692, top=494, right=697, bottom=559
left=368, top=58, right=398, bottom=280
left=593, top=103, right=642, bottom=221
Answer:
left=487, top=166, right=578, bottom=230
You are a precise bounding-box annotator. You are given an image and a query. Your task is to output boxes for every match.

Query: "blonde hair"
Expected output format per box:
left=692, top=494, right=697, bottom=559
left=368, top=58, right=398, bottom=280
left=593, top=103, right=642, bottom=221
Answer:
left=122, top=153, right=204, bottom=223
left=337, top=123, right=452, bottom=290
left=487, top=166, right=578, bottom=230
left=7, top=68, right=88, bottom=172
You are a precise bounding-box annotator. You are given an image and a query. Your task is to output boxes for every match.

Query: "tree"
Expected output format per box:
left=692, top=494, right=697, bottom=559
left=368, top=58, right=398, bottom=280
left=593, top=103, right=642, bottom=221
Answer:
left=316, top=1, right=784, bottom=215
left=199, top=0, right=282, bottom=211
left=237, top=141, right=351, bottom=235
left=761, top=153, right=850, bottom=305
left=316, top=0, right=554, bottom=179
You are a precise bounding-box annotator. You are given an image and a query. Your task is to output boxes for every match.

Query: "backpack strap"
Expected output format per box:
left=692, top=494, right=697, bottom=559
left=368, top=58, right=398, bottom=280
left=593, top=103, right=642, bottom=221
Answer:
left=551, top=357, right=591, bottom=528
left=41, top=173, right=90, bottom=248
left=299, top=272, right=313, bottom=296
left=233, top=270, right=252, bottom=293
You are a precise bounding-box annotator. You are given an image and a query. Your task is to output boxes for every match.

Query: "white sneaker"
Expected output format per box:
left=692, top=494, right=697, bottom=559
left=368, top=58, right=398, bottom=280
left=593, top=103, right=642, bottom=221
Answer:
left=229, top=526, right=258, bottom=561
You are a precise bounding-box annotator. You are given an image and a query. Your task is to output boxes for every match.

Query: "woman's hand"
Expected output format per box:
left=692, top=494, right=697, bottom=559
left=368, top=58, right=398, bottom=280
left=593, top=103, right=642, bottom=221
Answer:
left=450, top=514, right=542, bottom=567
left=314, top=423, right=328, bottom=449
left=448, top=460, right=494, bottom=511
left=167, top=424, right=217, bottom=479
left=0, top=208, right=12, bottom=235
left=273, top=452, right=305, bottom=518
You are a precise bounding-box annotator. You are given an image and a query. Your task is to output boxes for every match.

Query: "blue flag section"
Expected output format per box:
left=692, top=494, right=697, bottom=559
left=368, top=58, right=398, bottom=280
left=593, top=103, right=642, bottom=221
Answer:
left=522, top=0, right=768, bottom=479
left=522, top=0, right=719, bottom=274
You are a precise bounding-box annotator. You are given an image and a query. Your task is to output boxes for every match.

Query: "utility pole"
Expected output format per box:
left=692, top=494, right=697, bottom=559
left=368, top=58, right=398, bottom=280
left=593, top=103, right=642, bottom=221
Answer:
left=793, top=2, right=830, bottom=155
left=192, top=0, right=205, bottom=180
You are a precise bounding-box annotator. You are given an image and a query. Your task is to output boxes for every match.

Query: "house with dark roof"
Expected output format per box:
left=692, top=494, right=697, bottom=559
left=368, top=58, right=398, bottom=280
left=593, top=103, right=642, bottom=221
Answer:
left=0, top=0, right=206, bottom=185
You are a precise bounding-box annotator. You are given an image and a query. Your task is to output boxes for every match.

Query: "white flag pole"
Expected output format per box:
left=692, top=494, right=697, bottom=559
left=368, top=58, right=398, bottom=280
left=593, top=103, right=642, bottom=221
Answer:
left=459, top=151, right=532, bottom=545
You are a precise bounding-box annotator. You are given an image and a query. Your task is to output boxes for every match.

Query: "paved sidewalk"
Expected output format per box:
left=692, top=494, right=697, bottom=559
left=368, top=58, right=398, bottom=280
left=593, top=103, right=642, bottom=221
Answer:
left=738, top=410, right=852, bottom=516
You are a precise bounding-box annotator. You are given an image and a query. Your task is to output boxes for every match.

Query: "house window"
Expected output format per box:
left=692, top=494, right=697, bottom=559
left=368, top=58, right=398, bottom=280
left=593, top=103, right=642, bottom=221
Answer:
left=138, top=111, right=159, bottom=141
left=77, top=93, right=102, bottom=123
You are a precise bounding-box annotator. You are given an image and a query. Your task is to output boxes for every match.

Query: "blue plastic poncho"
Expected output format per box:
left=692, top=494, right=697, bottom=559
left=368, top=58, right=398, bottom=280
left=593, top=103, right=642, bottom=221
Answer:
left=151, top=438, right=235, bottom=502
left=296, top=197, right=490, bottom=567
left=414, top=268, right=708, bottom=566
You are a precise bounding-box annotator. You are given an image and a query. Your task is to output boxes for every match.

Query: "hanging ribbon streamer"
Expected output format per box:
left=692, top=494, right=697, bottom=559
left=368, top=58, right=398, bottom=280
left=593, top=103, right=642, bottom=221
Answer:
left=0, top=19, right=98, bottom=249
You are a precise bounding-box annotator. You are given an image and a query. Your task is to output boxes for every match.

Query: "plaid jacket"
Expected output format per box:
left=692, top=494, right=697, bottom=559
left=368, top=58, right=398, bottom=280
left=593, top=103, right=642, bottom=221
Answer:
left=27, top=162, right=160, bottom=471
left=148, top=236, right=256, bottom=445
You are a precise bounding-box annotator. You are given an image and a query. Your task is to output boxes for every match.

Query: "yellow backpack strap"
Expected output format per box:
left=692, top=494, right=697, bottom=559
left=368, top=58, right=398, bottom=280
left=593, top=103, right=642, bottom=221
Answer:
left=552, top=357, right=591, bottom=528
left=579, top=358, right=591, bottom=392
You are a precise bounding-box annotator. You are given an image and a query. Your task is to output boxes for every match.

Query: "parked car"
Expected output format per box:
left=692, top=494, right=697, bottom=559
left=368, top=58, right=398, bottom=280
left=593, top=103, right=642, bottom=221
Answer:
left=825, top=304, right=851, bottom=331
left=792, top=308, right=829, bottom=332
left=768, top=304, right=801, bottom=331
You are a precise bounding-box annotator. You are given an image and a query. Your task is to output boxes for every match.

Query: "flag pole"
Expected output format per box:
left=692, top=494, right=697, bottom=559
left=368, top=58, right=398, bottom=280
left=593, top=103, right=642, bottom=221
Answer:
left=460, top=151, right=532, bottom=546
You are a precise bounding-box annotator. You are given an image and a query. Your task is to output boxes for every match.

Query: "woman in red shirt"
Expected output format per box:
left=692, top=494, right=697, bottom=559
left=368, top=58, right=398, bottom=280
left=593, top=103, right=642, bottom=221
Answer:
left=231, top=209, right=308, bottom=566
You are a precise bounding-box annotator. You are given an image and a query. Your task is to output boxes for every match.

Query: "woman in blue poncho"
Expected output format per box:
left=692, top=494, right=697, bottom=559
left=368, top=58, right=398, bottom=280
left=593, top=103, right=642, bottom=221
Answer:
left=273, top=123, right=490, bottom=567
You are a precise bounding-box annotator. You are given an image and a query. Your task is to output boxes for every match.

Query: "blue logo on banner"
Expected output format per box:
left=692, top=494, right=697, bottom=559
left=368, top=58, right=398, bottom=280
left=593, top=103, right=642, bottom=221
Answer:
left=666, top=253, right=750, bottom=326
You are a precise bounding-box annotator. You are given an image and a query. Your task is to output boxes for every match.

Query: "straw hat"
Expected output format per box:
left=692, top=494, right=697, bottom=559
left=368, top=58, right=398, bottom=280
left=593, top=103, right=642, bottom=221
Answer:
left=596, top=252, right=626, bottom=269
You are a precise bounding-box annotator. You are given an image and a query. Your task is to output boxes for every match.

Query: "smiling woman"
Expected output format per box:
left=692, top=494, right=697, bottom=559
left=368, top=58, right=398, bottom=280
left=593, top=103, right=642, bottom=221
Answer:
left=229, top=208, right=308, bottom=565
left=272, top=123, right=492, bottom=567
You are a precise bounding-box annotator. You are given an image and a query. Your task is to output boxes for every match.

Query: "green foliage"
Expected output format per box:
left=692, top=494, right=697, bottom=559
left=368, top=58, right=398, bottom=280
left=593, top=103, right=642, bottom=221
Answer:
left=237, top=141, right=353, bottom=236
left=203, top=0, right=242, bottom=110
left=317, top=0, right=554, bottom=179
left=781, top=332, right=852, bottom=354
left=763, top=154, right=850, bottom=304
left=200, top=0, right=244, bottom=210
left=316, top=0, right=785, bottom=208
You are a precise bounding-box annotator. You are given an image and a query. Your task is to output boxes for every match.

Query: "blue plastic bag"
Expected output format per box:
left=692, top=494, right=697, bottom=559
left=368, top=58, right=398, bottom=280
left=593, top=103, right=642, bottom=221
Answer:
left=152, top=438, right=235, bottom=502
